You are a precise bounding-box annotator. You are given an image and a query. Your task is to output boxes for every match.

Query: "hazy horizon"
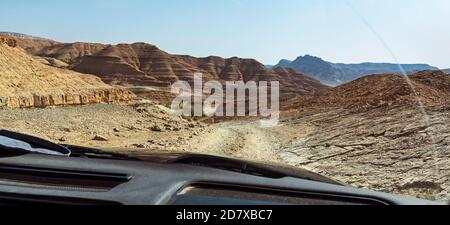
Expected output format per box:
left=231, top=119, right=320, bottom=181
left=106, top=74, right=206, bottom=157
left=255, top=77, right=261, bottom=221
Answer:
left=1, top=0, right=449, bottom=68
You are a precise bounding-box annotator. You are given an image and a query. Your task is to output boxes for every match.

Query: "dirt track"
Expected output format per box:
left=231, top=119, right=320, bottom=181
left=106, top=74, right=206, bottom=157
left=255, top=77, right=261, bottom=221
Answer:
left=188, top=121, right=282, bottom=162
left=187, top=119, right=315, bottom=163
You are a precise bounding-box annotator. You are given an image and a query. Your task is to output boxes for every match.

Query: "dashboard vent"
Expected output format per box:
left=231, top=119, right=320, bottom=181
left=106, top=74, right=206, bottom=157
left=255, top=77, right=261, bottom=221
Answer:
left=0, top=192, right=121, bottom=205
left=0, top=164, right=131, bottom=192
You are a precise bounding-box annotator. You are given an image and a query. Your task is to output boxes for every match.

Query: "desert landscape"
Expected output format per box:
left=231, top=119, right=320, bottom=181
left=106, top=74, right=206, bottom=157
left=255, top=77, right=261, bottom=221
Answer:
left=1, top=33, right=449, bottom=202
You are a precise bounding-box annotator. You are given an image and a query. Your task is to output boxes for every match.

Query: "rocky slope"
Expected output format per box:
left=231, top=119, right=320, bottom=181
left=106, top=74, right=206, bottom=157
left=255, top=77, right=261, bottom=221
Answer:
left=0, top=37, right=133, bottom=109
left=284, top=70, right=450, bottom=112
left=0, top=32, right=60, bottom=55
left=279, top=106, right=450, bottom=202
left=274, top=55, right=438, bottom=85
left=275, top=70, right=450, bottom=202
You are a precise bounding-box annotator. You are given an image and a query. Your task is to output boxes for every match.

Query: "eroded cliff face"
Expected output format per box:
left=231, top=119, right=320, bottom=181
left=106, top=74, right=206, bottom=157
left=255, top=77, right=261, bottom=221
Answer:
left=0, top=38, right=134, bottom=109
left=0, top=89, right=133, bottom=109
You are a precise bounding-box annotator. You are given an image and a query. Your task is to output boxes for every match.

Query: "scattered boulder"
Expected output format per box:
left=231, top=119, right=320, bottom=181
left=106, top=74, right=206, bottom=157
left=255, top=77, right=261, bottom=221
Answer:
left=132, top=144, right=146, bottom=148
left=93, top=135, right=109, bottom=141
left=136, top=106, right=148, bottom=113
left=58, top=137, right=67, bottom=142
left=150, top=125, right=163, bottom=132
left=60, top=127, right=72, bottom=132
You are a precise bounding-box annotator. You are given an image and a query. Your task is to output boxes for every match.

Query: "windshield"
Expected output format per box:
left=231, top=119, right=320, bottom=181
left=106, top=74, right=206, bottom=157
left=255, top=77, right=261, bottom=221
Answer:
left=0, top=0, right=449, bottom=203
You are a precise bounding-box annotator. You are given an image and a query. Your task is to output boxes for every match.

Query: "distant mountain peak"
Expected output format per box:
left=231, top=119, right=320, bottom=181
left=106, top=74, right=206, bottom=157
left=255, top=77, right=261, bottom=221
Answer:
left=275, top=55, right=439, bottom=85
left=294, top=54, right=326, bottom=62
left=297, top=54, right=319, bottom=59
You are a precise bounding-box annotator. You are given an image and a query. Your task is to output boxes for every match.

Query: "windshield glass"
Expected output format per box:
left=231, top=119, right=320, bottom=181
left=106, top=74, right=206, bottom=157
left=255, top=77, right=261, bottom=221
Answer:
left=0, top=0, right=449, bottom=203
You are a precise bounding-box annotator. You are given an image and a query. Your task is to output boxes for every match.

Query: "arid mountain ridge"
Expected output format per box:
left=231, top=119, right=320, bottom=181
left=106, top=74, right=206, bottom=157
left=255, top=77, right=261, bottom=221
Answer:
left=1, top=33, right=328, bottom=100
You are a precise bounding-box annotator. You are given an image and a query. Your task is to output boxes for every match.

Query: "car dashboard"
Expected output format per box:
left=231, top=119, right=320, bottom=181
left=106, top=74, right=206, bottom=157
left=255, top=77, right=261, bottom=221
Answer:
left=0, top=152, right=438, bottom=205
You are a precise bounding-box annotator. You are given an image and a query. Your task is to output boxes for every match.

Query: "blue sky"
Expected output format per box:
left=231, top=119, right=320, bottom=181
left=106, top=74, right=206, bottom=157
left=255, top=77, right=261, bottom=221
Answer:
left=1, top=0, right=449, bottom=68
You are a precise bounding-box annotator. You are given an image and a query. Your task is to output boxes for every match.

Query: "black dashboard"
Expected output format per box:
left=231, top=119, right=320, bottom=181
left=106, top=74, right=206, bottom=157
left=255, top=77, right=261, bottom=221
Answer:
left=0, top=152, right=438, bottom=205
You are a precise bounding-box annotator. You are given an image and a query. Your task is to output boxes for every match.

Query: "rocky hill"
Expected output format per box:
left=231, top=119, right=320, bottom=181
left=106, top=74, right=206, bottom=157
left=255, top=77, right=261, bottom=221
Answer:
left=274, top=55, right=438, bottom=85
left=0, top=32, right=60, bottom=55
left=69, top=43, right=328, bottom=97
left=275, top=55, right=345, bottom=86
left=2, top=33, right=328, bottom=98
left=36, top=42, right=107, bottom=64
left=284, top=70, right=450, bottom=112
left=0, top=37, right=133, bottom=109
